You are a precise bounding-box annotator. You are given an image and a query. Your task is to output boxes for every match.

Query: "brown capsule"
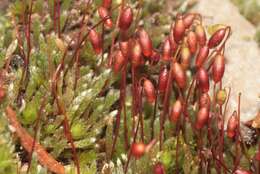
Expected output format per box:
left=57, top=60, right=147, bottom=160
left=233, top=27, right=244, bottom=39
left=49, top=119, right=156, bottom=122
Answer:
left=195, top=107, right=209, bottom=129
left=138, top=28, right=153, bottom=57
left=162, top=37, right=172, bottom=61
left=172, top=62, right=186, bottom=89
left=88, top=29, right=102, bottom=54
left=131, top=142, right=146, bottom=158
left=197, top=68, right=210, bottom=93
left=187, top=31, right=197, bottom=54
left=130, top=40, right=142, bottom=67
left=199, top=93, right=211, bottom=109
left=183, top=13, right=195, bottom=29
left=158, top=66, right=169, bottom=93
left=180, top=46, right=191, bottom=70
left=227, top=111, right=238, bottom=138
left=173, top=18, right=185, bottom=43
left=102, top=0, right=112, bottom=9
left=143, top=79, right=156, bottom=104
left=113, top=50, right=126, bottom=73
left=98, top=6, right=113, bottom=29
left=208, top=28, right=226, bottom=48
left=169, top=25, right=178, bottom=52
left=195, top=46, right=209, bottom=68
left=119, top=40, right=130, bottom=59
left=0, top=86, right=5, bottom=103
left=153, top=163, right=165, bottom=174
left=195, top=24, right=206, bottom=46
left=212, top=54, right=225, bottom=83
left=119, top=6, right=133, bottom=31
left=169, top=99, right=182, bottom=123
left=234, top=169, right=252, bottom=174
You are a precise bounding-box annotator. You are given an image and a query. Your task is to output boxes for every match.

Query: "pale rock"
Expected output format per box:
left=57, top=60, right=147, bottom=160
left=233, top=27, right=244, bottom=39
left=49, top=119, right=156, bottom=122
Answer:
left=192, top=0, right=260, bottom=122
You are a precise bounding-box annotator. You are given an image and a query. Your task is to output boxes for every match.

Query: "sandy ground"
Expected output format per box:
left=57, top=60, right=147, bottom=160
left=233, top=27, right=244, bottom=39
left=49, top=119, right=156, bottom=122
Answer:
left=192, top=0, right=260, bottom=122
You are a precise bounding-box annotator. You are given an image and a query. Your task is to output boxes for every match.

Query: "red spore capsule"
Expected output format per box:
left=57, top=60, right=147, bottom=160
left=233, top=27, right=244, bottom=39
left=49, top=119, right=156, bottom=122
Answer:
left=88, top=29, right=102, bottom=54
left=195, top=46, right=209, bottom=68
left=173, top=18, right=185, bottom=43
left=195, top=107, right=209, bottom=129
left=138, top=28, right=153, bottom=57
left=195, top=24, right=206, bottom=46
left=119, top=6, right=133, bottom=31
left=212, top=54, right=225, bottom=83
left=172, top=62, right=186, bottom=89
left=169, top=99, right=182, bottom=123
left=208, top=28, right=226, bottom=48
left=197, top=68, right=209, bottom=93
left=98, top=7, right=113, bottom=29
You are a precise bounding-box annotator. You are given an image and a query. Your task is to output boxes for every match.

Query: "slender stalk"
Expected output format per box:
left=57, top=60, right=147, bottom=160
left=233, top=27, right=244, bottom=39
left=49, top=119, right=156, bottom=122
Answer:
left=150, top=89, right=158, bottom=140
left=175, top=120, right=181, bottom=173
left=220, top=87, right=231, bottom=174
left=57, top=0, right=61, bottom=38
left=110, top=65, right=128, bottom=158
left=16, top=0, right=33, bottom=105
left=233, top=93, right=242, bottom=172
left=131, top=66, right=137, bottom=136
left=73, top=0, right=91, bottom=90
left=122, top=65, right=129, bottom=150
left=138, top=82, right=144, bottom=142
left=5, top=107, right=65, bottom=174
left=159, top=47, right=180, bottom=150
left=108, top=1, right=125, bottom=66
left=27, top=97, right=47, bottom=174
left=124, top=117, right=141, bottom=174
left=53, top=0, right=57, bottom=32
left=56, top=98, right=80, bottom=174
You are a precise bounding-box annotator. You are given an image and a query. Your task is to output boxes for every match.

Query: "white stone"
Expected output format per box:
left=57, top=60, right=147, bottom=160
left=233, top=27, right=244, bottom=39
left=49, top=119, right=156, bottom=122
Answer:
left=192, top=0, right=260, bottom=122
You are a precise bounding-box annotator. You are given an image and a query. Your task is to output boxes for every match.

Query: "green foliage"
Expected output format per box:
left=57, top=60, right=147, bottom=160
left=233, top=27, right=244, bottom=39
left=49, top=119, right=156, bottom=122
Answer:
left=0, top=0, right=259, bottom=173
